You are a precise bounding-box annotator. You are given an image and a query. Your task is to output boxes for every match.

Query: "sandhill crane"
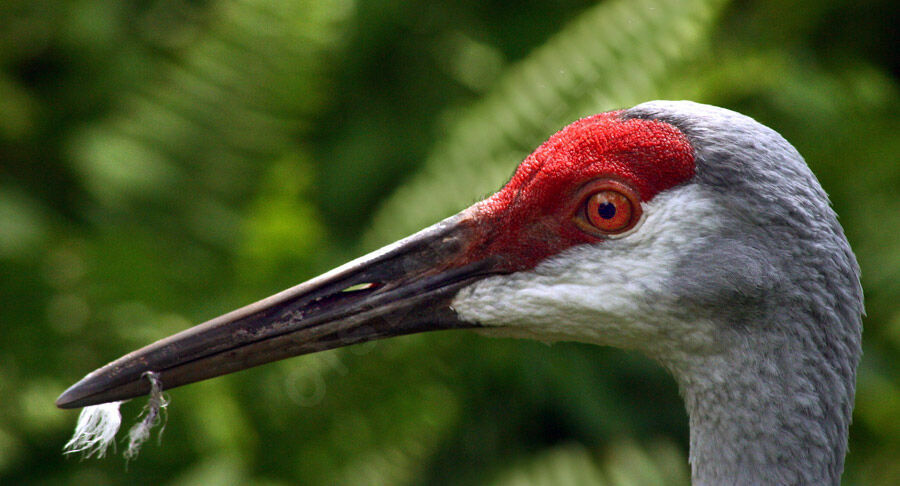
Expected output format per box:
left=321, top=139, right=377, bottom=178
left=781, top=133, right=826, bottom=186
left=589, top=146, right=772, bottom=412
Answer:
left=57, top=101, right=862, bottom=485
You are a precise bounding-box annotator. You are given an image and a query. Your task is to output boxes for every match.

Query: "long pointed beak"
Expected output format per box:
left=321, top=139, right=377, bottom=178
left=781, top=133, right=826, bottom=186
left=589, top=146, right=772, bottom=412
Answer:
left=57, top=213, right=499, bottom=409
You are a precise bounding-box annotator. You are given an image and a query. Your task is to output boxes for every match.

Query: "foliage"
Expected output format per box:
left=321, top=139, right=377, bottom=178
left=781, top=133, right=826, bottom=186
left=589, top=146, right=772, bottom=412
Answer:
left=1, top=0, right=897, bottom=484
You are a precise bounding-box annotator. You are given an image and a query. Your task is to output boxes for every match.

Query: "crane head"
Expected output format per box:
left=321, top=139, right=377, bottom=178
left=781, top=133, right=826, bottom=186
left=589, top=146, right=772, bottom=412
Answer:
left=56, top=101, right=862, bottom=412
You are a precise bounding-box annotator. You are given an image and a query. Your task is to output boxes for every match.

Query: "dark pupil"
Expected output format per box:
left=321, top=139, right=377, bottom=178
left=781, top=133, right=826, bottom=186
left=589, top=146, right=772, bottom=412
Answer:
left=596, top=201, right=616, bottom=219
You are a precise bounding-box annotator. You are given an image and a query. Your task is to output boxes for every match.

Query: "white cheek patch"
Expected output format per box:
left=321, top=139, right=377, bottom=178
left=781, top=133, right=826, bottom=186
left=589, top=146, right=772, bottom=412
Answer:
left=452, top=183, right=723, bottom=350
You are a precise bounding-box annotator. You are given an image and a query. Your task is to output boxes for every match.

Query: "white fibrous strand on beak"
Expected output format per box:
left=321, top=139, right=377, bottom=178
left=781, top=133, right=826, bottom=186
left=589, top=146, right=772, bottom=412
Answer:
left=123, top=371, right=169, bottom=460
left=63, top=401, right=122, bottom=458
left=63, top=371, right=168, bottom=460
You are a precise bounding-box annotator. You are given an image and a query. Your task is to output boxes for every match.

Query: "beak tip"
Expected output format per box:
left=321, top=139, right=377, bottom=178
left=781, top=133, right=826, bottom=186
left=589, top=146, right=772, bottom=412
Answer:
left=56, top=376, right=98, bottom=409
left=56, top=388, right=80, bottom=409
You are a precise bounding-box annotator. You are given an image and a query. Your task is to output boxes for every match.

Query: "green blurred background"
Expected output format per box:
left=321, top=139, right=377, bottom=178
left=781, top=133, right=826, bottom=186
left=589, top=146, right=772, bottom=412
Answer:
left=1, top=0, right=898, bottom=484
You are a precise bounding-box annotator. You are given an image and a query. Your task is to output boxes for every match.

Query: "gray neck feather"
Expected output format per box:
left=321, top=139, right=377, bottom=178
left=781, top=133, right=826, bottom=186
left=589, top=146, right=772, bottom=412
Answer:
left=667, top=325, right=855, bottom=485
left=626, top=101, right=863, bottom=484
left=661, top=224, right=861, bottom=485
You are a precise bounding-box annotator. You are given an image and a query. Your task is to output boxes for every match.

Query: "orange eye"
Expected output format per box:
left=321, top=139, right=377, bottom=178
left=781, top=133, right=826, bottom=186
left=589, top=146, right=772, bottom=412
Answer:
left=576, top=180, right=642, bottom=236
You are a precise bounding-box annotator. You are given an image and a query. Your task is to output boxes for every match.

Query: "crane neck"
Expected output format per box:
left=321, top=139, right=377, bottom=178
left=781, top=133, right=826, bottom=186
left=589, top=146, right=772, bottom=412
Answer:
left=663, top=325, right=855, bottom=486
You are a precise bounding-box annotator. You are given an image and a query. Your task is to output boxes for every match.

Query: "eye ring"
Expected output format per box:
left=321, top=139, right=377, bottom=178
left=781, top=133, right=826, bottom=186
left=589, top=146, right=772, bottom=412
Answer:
left=574, top=180, right=642, bottom=237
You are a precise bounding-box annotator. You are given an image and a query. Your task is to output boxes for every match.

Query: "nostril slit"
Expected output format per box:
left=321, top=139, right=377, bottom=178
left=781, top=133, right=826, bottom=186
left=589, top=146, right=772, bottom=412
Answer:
left=341, top=282, right=380, bottom=293
left=308, top=282, right=383, bottom=312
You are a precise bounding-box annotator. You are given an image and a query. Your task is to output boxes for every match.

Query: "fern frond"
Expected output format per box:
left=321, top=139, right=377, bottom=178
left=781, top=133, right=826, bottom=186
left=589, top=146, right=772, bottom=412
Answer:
left=365, top=0, right=729, bottom=245
left=68, top=0, right=351, bottom=232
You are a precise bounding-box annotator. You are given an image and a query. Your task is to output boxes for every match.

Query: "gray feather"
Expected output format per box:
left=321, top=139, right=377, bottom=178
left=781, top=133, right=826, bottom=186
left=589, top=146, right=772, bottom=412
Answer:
left=625, top=101, right=863, bottom=485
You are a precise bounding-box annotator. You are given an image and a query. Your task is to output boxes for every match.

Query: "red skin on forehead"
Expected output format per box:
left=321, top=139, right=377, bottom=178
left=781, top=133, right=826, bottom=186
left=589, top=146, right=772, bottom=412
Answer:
left=463, top=112, right=695, bottom=272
